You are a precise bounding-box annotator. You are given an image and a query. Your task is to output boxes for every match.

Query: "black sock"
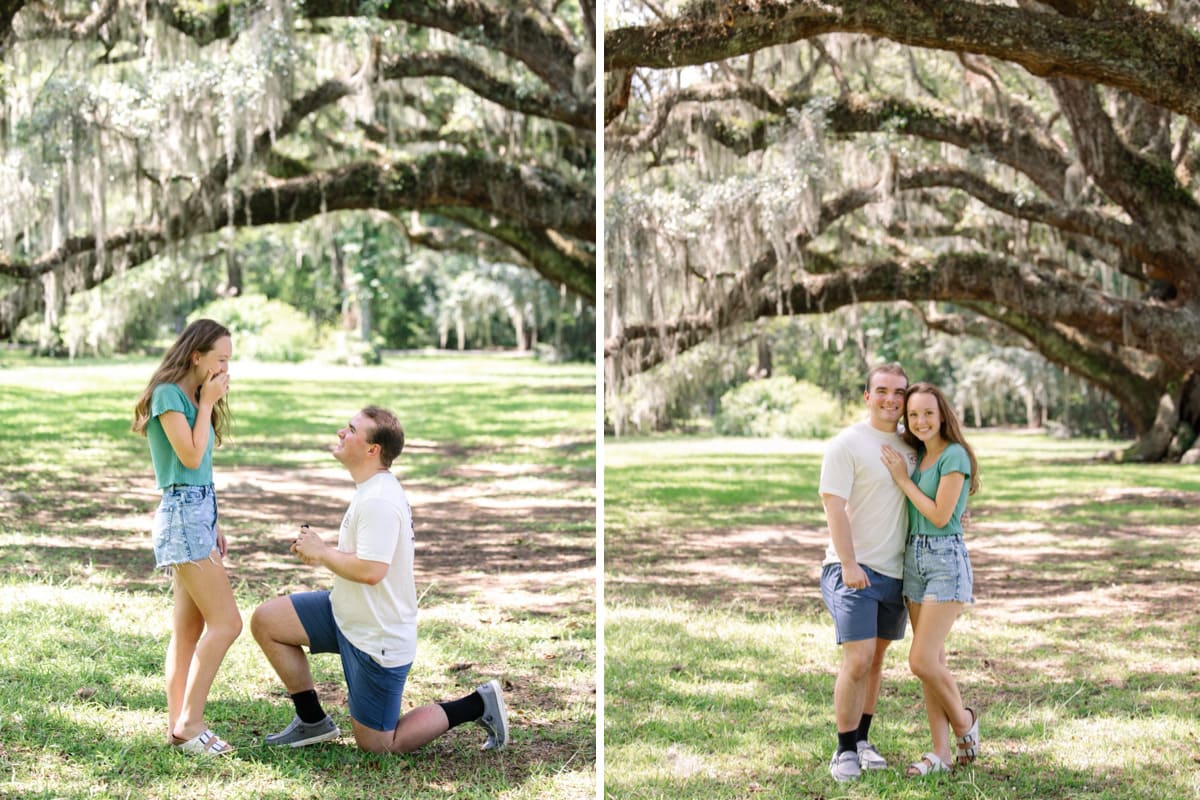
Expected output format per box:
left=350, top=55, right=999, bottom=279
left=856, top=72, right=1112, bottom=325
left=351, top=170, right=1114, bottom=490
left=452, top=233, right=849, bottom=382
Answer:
left=857, top=712, right=873, bottom=743
left=291, top=689, right=326, bottom=724
left=438, top=691, right=485, bottom=729
left=837, top=729, right=858, bottom=754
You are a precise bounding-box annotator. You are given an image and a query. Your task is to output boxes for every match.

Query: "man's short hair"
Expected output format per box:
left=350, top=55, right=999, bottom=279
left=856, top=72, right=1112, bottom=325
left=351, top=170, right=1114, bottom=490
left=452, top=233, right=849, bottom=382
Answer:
left=865, top=362, right=908, bottom=393
left=361, top=406, right=405, bottom=468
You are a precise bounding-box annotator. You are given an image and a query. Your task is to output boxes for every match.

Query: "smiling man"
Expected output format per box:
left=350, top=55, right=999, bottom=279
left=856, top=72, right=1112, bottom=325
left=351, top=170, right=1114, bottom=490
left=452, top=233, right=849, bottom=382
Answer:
left=818, top=364, right=916, bottom=782
left=250, top=406, right=509, bottom=754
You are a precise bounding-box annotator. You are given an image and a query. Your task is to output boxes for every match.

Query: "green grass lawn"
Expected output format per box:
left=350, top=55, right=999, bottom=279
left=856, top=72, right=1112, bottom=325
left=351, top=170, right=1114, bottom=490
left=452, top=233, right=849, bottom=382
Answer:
left=0, top=352, right=596, bottom=800
left=604, top=431, right=1200, bottom=800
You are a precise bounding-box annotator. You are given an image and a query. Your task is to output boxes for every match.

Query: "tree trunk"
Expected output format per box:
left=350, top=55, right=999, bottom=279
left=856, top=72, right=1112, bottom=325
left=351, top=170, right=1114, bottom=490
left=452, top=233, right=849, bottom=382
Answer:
left=333, top=240, right=355, bottom=332
left=508, top=307, right=527, bottom=352
left=359, top=288, right=373, bottom=343
left=1118, top=375, right=1200, bottom=462
left=753, top=334, right=772, bottom=379
left=224, top=242, right=243, bottom=298
left=554, top=293, right=564, bottom=354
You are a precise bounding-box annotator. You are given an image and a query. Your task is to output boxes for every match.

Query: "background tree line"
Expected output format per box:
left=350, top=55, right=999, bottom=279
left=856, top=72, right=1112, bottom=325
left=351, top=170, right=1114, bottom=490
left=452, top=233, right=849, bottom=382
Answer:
left=607, top=304, right=1128, bottom=447
left=20, top=214, right=594, bottom=362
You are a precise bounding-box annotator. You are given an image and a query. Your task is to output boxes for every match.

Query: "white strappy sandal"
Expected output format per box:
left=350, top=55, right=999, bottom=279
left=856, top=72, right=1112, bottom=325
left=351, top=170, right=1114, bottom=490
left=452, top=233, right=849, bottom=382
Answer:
left=956, top=706, right=980, bottom=765
left=173, top=728, right=235, bottom=756
left=906, top=751, right=951, bottom=776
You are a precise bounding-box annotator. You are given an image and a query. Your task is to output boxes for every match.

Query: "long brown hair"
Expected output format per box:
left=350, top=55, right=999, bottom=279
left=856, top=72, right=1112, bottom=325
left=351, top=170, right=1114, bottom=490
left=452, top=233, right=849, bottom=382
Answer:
left=132, top=319, right=232, bottom=444
left=900, top=382, right=980, bottom=495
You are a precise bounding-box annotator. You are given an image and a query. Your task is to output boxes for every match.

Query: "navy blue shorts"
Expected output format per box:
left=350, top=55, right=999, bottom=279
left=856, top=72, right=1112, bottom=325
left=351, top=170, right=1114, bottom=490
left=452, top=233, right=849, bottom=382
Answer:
left=820, top=564, right=908, bottom=644
left=290, top=591, right=412, bottom=732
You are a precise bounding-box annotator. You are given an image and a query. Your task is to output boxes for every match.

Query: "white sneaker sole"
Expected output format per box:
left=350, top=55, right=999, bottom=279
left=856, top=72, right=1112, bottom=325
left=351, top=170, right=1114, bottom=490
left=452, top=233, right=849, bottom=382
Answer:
left=285, top=727, right=340, bottom=748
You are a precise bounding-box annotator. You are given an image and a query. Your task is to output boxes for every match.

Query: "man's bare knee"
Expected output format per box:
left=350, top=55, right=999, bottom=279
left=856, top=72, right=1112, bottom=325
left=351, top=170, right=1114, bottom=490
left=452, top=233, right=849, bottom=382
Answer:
left=249, top=604, right=272, bottom=643
left=841, top=642, right=876, bottom=680
left=353, top=728, right=399, bottom=754
left=250, top=598, right=290, bottom=643
left=842, top=658, right=872, bottom=682
left=355, top=737, right=389, bottom=755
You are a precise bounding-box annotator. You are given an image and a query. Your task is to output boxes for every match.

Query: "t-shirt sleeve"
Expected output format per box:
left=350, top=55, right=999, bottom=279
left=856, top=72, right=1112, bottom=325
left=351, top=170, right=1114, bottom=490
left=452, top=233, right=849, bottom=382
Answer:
left=150, top=383, right=189, bottom=418
left=354, top=497, right=401, bottom=564
left=818, top=436, right=854, bottom=499
left=940, top=443, right=971, bottom=477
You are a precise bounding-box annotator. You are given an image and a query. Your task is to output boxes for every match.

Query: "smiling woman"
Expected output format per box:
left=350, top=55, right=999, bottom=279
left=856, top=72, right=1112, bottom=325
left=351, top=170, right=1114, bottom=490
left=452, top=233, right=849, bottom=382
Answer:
left=879, top=382, right=980, bottom=776
left=129, top=318, right=241, bottom=755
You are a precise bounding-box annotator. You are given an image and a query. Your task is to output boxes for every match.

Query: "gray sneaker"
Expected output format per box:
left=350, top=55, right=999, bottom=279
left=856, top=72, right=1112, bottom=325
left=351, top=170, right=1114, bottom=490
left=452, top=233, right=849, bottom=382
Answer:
left=264, top=715, right=340, bottom=747
left=829, top=748, right=862, bottom=782
left=857, top=740, right=887, bottom=770
left=476, top=679, right=509, bottom=750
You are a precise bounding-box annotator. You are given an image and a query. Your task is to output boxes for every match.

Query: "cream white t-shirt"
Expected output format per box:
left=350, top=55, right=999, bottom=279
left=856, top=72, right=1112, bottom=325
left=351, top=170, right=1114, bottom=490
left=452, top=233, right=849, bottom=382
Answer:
left=819, top=421, right=916, bottom=579
left=329, top=471, right=418, bottom=667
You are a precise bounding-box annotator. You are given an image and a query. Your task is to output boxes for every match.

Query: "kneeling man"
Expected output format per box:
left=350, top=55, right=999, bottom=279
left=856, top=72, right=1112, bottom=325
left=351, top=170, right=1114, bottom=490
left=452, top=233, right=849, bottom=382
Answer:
left=251, top=406, right=508, bottom=753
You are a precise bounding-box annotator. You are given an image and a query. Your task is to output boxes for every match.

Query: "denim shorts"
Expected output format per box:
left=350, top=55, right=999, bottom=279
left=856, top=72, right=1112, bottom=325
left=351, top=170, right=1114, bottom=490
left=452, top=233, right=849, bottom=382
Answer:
left=820, top=564, right=908, bottom=644
left=903, top=534, right=974, bottom=604
left=291, top=591, right=412, bottom=732
left=152, top=485, right=218, bottom=569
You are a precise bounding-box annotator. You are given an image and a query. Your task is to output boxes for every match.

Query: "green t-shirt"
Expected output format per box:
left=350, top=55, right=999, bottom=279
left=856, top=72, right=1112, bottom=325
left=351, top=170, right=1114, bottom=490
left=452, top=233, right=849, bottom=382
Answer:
left=908, top=442, right=971, bottom=537
left=147, top=383, right=214, bottom=489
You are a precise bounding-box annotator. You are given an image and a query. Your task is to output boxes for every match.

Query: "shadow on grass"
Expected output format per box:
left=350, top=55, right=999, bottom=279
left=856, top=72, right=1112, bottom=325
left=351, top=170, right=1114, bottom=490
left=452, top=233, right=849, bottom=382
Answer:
left=3, top=701, right=546, bottom=800
left=605, top=614, right=1200, bottom=799
left=0, top=460, right=595, bottom=611
left=1, top=581, right=592, bottom=800
left=601, top=758, right=1197, bottom=800
left=606, top=489, right=1200, bottom=628
left=605, top=457, right=1200, bottom=799
left=0, top=460, right=595, bottom=797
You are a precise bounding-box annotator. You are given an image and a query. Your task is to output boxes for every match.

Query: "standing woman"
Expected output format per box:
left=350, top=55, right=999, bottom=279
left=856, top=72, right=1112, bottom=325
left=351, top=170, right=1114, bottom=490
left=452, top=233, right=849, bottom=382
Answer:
left=880, top=382, right=980, bottom=776
left=132, top=319, right=242, bottom=755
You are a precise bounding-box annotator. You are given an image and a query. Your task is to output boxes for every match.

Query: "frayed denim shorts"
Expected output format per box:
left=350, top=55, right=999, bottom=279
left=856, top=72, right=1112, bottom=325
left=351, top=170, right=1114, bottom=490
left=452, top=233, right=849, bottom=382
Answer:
left=903, top=533, right=974, bottom=604
left=152, top=484, right=218, bottom=570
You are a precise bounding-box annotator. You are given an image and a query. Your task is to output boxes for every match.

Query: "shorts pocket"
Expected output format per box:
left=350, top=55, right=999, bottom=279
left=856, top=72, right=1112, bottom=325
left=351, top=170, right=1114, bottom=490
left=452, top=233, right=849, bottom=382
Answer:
left=923, top=536, right=959, bottom=556
left=153, top=496, right=182, bottom=549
